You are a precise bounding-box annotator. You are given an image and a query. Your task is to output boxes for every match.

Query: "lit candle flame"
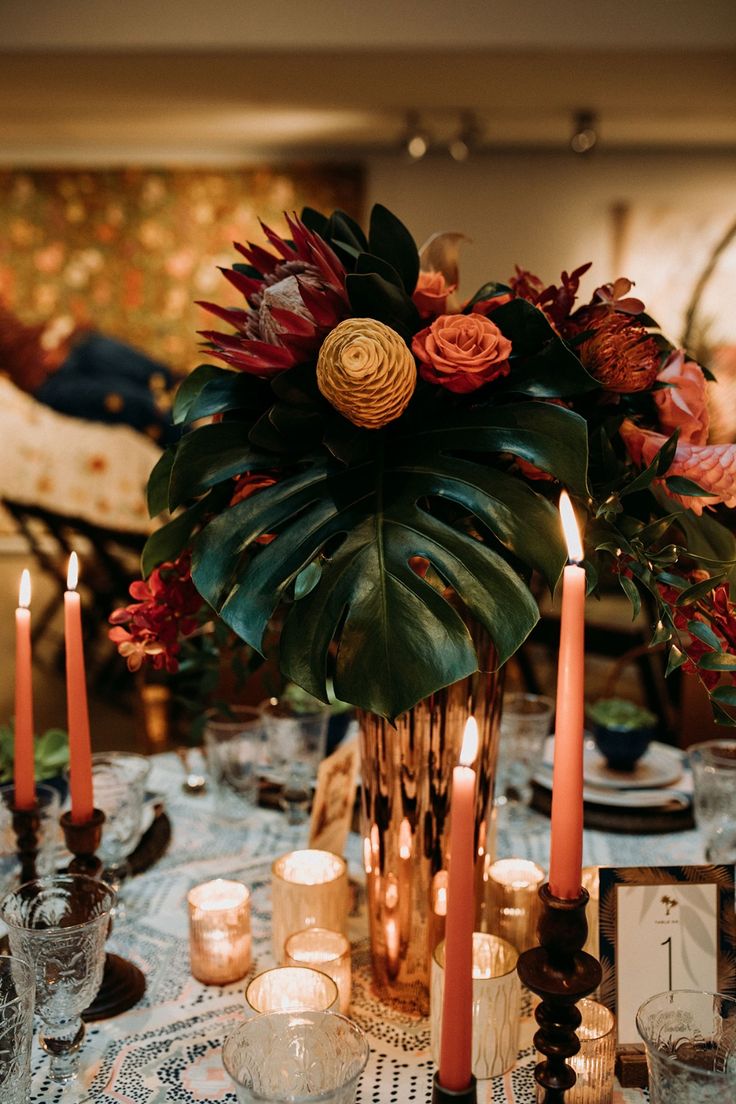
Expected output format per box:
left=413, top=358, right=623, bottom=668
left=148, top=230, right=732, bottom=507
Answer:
left=559, top=490, right=584, bottom=564
left=18, top=569, right=31, bottom=609
left=399, top=817, right=412, bottom=860
left=67, top=551, right=79, bottom=591
left=460, top=716, right=479, bottom=767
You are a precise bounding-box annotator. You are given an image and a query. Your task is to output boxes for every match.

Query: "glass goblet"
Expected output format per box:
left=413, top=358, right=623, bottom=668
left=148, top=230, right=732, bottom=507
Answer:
left=91, top=752, right=151, bottom=921
left=261, top=700, right=329, bottom=827
left=0, top=874, right=114, bottom=1084
left=0, top=953, right=35, bottom=1104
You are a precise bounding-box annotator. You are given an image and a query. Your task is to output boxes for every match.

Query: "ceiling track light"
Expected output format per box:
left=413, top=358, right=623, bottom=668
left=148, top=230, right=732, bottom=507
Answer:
left=402, top=111, right=431, bottom=160
left=570, top=110, right=598, bottom=154
left=449, top=111, right=480, bottom=162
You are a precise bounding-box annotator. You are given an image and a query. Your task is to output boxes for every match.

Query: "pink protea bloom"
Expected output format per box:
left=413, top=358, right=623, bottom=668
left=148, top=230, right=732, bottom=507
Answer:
left=620, top=419, right=736, bottom=515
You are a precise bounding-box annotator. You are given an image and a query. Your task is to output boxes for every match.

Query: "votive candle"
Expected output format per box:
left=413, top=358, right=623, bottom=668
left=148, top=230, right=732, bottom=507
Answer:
left=536, top=998, right=614, bottom=1103
left=271, top=849, right=348, bottom=959
left=486, top=858, right=546, bottom=952
left=283, top=927, right=352, bottom=1013
left=188, top=878, right=251, bottom=985
left=245, top=965, right=338, bottom=1014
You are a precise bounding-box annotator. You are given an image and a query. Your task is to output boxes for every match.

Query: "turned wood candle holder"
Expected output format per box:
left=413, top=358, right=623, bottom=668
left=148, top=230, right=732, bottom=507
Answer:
left=10, top=803, right=42, bottom=884
left=60, top=807, right=146, bottom=1021
left=431, top=1071, right=477, bottom=1103
left=516, top=883, right=602, bottom=1103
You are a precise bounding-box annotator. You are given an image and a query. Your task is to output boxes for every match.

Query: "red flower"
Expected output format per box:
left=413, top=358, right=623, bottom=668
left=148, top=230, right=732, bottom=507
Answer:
left=197, top=214, right=349, bottom=376
left=412, top=270, right=456, bottom=318
left=412, top=313, right=512, bottom=394
left=575, top=314, right=660, bottom=392
left=109, top=552, right=202, bottom=673
left=510, top=262, right=592, bottom=328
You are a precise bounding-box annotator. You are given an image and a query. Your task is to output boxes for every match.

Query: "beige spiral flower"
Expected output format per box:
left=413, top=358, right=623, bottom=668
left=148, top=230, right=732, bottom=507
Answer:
left=317, top=318, right=417, bottom=429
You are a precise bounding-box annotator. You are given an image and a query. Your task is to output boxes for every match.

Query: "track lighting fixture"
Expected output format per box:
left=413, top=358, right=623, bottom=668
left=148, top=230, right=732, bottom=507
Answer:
left=403, top=112, right=430, bottom=160
left=570, top=110, right=598, bottom=154
left=449, top=112, right=480, bottom=162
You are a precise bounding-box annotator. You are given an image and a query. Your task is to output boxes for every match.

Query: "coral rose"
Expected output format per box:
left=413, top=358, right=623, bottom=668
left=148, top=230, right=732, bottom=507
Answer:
left=411, top=313, right=512, bottom=394
left=317, top=318, right=416, bottom=429
left=654, top=350, right=709, bottom=445
left=412, top=270, right=456, bottom=318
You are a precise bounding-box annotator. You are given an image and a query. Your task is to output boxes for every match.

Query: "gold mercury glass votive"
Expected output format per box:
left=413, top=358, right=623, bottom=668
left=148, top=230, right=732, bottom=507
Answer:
left=537, top=998, right=615, bottom=1104
left=432, top=932, right=521, bottom=1079
left=187, top=879, right=252, bottom=985
left=485, top=858, right=546, bottom=952
left=271, top=849, right=349, bottom=959
left=581, top=866, right=599, bottom=960
left=245, top=965, right=339, bottom=1014
left=283, top=927, right=352, bottom=1014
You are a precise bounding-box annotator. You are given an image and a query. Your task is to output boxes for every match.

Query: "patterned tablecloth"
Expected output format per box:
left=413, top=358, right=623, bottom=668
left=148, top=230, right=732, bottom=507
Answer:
left=26, top=752, right=705, bottom=1104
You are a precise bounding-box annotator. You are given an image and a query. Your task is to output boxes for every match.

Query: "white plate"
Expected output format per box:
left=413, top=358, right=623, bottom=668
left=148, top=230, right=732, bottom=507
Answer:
left=533, top=762, right=691, bottom=809
left=583, top=741, right=683, bottom=790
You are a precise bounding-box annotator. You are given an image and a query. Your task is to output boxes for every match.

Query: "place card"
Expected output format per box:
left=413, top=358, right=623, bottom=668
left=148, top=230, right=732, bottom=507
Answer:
left=598, top=864, right=736, bottom=1086
left=308, top=732, right=359, bottom=856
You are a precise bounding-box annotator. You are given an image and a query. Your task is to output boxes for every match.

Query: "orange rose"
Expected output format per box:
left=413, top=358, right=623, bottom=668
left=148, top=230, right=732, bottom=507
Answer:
left=412, top=270, right=456, bottom=318
left=654, top=350, right=709, bottom=445
left=411, top=313, right=512, bottom=393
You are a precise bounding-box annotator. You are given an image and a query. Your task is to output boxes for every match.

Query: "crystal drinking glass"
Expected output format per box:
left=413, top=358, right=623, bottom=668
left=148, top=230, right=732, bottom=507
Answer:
left=0, top=874, right=114, bottom=1084
left=222, top=1010, right=369, bottom=1104
left=636, top=990, right=736, bottom=1103
left=261, top=700, right=329, bottom=826
left=203, top=706, right=265, bottom=821
left=495, top=692, right=554, bottom=822
left=690, top=740, right=736, bottom=862
left=91, top=752, right=151, bottom=920
left=0, top=953, right=35, bottom=1104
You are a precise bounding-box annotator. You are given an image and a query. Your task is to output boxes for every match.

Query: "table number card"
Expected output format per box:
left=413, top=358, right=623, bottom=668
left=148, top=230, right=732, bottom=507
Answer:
left=309, top=733, right=359, bottom=856
left=598, top=864, right=736, bottom=1083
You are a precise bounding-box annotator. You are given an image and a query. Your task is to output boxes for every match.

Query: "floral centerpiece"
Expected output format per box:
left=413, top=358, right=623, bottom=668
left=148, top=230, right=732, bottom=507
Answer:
left=112, top=203, right=736, bottom=724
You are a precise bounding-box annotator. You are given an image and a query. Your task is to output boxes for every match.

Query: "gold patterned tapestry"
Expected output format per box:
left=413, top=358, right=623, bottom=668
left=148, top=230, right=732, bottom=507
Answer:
left=0, top=166, right=364, bottom=372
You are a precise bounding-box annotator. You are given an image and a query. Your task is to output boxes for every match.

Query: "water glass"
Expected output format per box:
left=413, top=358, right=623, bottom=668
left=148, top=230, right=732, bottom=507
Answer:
left=0, top=783, right=61, bottom=896
left=261, top=699, right=329, bottom=824
left=636, top=990, right=736, bottom=1102
left=0, top=874, right=115, bottom=1084
left=0, top=954, right=35, bottom=1104
left=204, top=706, right=265, bottom=821
left=495, top=693, right=554, bottom=818
left=91, top=752, right=151, bottom=920
left=222, top=1010, right=369, bottom=1103
left=690, top=740, right=736, bottom=861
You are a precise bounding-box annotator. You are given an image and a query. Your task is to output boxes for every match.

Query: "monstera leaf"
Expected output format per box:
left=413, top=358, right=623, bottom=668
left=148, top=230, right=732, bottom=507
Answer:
left=188, top=401, right=588, bottom=719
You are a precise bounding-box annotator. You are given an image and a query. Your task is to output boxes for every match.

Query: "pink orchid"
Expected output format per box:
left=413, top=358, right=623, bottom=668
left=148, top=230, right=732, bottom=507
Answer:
left=620, top=419, right=736, bottom=515
left=593, top=277, right=646, bottom=316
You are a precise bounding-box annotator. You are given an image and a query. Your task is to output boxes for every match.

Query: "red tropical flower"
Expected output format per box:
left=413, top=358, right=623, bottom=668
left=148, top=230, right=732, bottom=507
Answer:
left=575, top=314, right=660, bottom=392
left=198, top=214, right=349, bottom=375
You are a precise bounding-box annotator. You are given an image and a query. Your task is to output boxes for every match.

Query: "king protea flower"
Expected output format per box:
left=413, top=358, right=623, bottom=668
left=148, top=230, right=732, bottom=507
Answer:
left=198, top=214, right=349, bottom=374
left=576, top=314, right=660, bottom=392
left=620, top=419, right=736, bottom=515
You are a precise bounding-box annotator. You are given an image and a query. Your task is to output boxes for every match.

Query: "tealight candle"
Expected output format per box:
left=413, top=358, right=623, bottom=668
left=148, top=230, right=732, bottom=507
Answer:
left=486, top=858, right=546, bottom=952
left=283, top=928, right=352, bottom=1013
left=271, top=849, right=348, bottom=959
left=245, top=965, right=339, bottom=1014
left=187, top=879, right=251, bottom=985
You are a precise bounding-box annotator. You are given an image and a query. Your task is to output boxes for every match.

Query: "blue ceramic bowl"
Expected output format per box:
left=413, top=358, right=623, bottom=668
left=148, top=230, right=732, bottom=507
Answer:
left=592, top=723, right=656, bottom=771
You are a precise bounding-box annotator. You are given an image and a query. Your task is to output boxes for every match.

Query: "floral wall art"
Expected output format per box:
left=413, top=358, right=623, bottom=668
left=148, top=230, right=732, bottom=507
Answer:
left=0, top=166, right=364, bottom=373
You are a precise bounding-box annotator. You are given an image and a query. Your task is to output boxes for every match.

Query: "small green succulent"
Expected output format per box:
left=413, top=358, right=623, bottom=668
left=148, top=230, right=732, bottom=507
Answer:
left=586, top=698, right=657, bottom=732
left=0, top=723, right=69, bottom=784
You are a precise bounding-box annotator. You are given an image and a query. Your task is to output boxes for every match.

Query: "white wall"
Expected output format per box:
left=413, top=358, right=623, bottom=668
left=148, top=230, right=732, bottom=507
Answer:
left=367, top=150, right=736, bottom=313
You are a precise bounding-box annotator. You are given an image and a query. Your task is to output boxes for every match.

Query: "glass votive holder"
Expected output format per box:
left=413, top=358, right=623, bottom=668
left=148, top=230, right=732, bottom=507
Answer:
left=485, top=857, right=545, bottom=951
left=187, top=878, right=252, bottom=985
left=537, top=998, right=615, bottom=1103
left=223, top=1010, right=369, bottom=1104
left=271, top=849, right=349, bottom=959
left=283, top=927, right=352, bottom=1014
left=245, top=965, right=339, bottom=1014
left=581, top=866, right=599, bottom=959
left=431, top=932, right=521, bottom=1079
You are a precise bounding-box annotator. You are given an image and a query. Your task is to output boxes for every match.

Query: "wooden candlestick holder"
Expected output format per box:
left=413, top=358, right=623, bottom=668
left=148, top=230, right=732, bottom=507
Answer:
left=10, top=803, right=42, bottom=885
left=60, top=807, right=146, bottom=1021
left=431, top=1072, right=477, bottom=1103
left=516, top=883, right=602, bottom=1103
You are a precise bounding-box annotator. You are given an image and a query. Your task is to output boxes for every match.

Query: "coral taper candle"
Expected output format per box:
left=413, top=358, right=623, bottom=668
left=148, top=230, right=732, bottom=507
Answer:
left=549, top=491, right=586, bottom=900
left=438, top=717, right=478, bottom=1092
left=64, top=553, right=94, bottom=824
left=14, top=570, right=35, bottom=810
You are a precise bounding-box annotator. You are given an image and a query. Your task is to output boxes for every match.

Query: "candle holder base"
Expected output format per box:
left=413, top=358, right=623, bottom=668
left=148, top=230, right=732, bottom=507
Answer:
left=431, top=1072, right=477, bottom=1103
left=10, top=803, right=41, bottom=885
left=83, top=952, right=146, bottom=1022
left=60, top=808, right=106, bottom=877
left=517, top=883, right=602, bottom=1104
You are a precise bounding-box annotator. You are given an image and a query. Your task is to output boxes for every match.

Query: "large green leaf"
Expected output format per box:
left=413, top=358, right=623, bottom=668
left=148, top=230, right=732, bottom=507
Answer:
left=368, top=204, right=420, bottom=294
left=191, top=401, right=586, bottom=718
left=173, top=365, right=271, bottom=426
left=168, top=422, right=278, bottom=510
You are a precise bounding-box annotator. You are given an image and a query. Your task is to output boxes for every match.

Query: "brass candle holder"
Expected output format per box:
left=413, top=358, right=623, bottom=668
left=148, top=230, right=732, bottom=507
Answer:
left=60, top=808, right=146, bottom=1021
left=516, top=883, right=602, bottom=1103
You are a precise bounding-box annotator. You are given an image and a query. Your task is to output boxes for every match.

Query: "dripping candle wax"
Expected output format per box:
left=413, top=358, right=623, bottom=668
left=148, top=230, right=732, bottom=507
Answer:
left=64, top=553, right=94, bottom=824
left=548, top=491, right=586, bottom=900
left=438, top=716, right=478, bottom=1092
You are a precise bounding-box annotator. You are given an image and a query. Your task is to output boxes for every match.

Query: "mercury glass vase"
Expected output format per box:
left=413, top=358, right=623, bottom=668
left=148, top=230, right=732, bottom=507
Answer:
left=359, top=621, right=502, bottom=1013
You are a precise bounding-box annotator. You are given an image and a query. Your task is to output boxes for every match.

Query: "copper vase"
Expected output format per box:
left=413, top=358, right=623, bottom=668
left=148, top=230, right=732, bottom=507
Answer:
left=358, top=628, right=503, bottom=1014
